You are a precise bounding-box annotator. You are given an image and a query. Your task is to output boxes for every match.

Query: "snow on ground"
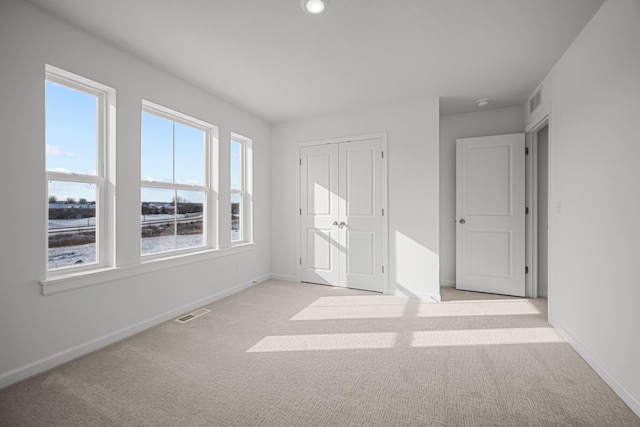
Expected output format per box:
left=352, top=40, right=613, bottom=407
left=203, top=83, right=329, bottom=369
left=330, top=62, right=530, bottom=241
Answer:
left=48, top=244, right=96, bottom=269
left=48, top=235, right=204, bottom=269
left=141, top=234, right=204, bottom=255
left=49, top=214, right=202, bottom=229
left=48, top=227, right=239, bottom=269
left=49, top=217, right=96, bottom=229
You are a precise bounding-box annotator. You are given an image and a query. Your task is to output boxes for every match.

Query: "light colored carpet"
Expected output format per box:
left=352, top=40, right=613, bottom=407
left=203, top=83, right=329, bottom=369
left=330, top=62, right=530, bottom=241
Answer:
left=1, top=280, right=638, bottom=426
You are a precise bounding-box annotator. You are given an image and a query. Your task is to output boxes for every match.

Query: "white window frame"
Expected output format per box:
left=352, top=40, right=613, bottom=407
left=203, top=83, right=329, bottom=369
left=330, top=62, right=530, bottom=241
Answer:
left=45, top=65, right=116, bottom=276
left=230, top=133, right=253, bottom=245
left=140, top=100, right=218, bottom=260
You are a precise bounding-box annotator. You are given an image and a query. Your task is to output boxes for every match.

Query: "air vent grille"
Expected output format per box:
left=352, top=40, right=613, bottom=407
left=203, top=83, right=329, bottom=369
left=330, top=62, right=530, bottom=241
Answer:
left=175, top=308, right=211, bottom=324
left=530, top=88, right=542, bottom=114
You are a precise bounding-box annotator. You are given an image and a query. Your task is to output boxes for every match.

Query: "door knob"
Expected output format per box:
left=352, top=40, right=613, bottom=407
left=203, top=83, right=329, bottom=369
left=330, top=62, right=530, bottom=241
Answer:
left=459, top=219, right=466, bottom=224
left=332, top=221, right=339, bottom=226
left=339, top=221, right=346, bottom=228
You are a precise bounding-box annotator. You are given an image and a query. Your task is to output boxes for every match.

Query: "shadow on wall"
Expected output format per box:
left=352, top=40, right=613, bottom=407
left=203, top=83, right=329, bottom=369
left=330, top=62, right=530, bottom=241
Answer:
left=393, top=230, right=439, bottom=299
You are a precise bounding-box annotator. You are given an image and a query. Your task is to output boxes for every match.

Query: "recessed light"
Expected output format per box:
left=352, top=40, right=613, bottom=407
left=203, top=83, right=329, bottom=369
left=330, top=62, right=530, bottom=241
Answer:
left=302, top=0, right=329, bottom=14
left=476, top=98, right=490, bottom=107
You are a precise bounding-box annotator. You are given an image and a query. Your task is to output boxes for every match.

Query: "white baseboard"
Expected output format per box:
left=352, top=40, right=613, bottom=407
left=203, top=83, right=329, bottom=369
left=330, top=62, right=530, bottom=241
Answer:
left=551, top=317, right=640, bottom=418
left=0, top=276, right=263, bottom=390
left=253, top=273, right=272, bottom=284
left=440, top=280, right=456, bottom=288
left=270, top=273, right=298, bottom=282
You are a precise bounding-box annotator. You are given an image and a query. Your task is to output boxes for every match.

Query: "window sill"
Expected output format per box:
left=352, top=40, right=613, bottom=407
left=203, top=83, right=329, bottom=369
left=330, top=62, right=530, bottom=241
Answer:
left=40, top=243, right=254, bottom=296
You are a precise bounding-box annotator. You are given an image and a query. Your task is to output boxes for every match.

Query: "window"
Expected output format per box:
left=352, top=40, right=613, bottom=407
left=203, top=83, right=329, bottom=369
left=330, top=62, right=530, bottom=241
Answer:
left=45, top=65, right=115, bottom=273
left=230, top=133, right=252, bottom=244
left=141, top=102, right=216, bottom=257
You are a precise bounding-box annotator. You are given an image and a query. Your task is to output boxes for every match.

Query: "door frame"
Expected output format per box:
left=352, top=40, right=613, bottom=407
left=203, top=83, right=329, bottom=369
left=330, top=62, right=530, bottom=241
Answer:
left=525, top=105, right=552, bottom=299
left=296, top=132, right=389, bottom=294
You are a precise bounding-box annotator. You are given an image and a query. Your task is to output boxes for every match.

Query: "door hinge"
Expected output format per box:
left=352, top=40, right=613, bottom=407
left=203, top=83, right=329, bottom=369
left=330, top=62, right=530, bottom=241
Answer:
left=382, top=266, right=385, bottom=274
left=526, top=207, right=529, bottom=215
left=299, top=258, right=302, bottom=265
left=299, top=158, right=302, bottom=166
left=525, top=266, right=529, bottom=274
left=525, top=147, right=529, bottom=155
left=382, top=208, right=384, bottom=216
left=299, top=208, right=302, bottom=215
left=381, top=151, right=384, bottom=159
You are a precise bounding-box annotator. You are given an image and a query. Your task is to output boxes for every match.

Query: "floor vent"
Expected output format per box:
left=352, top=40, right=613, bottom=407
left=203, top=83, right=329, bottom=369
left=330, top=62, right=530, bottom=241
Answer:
left=175, top=308, right=210, bottom=324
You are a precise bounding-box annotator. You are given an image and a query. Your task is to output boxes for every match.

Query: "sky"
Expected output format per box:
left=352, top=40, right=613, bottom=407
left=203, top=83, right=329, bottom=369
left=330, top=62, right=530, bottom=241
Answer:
left=140, top=112, right=204, bottom=204
left=46, top=81, right=96, bottom=202
left=46, top=80, right=237, bottom=205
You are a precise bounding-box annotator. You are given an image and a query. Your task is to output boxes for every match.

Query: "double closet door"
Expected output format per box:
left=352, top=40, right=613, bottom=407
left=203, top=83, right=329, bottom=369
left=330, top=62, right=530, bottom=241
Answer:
left=299, top=138, right=384, bottom=293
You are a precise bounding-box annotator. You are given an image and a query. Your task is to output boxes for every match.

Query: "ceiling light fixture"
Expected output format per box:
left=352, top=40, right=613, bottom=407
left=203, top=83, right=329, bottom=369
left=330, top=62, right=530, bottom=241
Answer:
left=302, top=0, right=329, bottom=14
left=476, top=98, right=490, bottom=107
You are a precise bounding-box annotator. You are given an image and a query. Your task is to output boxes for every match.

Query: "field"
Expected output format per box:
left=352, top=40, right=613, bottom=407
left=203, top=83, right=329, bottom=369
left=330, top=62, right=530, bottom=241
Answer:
left=48, top=235, right=206, bottom=269
left=48, top=214, right=238, bottom=269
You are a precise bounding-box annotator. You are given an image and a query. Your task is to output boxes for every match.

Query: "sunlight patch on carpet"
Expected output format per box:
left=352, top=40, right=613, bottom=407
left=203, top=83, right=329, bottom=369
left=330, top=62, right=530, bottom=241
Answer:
left=290, top=299, right=541, bottom=321
left=247, top=327, right=562, bottom=352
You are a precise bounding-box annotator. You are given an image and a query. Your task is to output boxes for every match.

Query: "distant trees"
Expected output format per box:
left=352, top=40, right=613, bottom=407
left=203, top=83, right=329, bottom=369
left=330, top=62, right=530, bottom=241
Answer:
left=231, top=202, right=240, bottom=215
left=172, top=195, right=189, bottom=204
left=48, top=195, right=95, bottom=220
left=171, top=195, right=203, bottom=215
left=48, top=195, right=95, bottom=209
left=141, top=200, right=203, bottom=216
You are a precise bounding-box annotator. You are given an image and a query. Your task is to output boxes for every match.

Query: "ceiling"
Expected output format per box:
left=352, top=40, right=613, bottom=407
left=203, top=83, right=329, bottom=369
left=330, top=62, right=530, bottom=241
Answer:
left=26, top=0, right=605, bottom=123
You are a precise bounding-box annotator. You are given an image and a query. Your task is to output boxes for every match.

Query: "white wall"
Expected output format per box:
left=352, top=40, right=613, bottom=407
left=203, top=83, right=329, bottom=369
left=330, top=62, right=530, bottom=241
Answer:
left=0, top=0, right=270, bottom=387
left=525, top=0, right=640, bottom=415
left=439, top=106, right=524, bottom=285
left=271, top=98, right=440, bottom=300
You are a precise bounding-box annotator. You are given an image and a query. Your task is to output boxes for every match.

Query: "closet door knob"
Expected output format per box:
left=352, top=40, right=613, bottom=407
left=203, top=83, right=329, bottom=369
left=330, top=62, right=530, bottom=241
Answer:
left=459, top=219, right=466, bottom=224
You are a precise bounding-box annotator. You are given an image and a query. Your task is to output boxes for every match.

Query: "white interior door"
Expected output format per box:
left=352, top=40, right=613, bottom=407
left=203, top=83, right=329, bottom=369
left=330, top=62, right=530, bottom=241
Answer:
left=300, top=139, right=383, bottom=292
left=340, top=140, right=383, bottom=292
left=456, top=133, right=526, bottom=296
left=300, top=144, right=340, bottom=286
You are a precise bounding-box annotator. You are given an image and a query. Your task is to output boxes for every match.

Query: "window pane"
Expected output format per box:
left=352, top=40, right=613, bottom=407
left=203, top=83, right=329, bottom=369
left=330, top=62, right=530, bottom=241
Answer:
left=140, top=104, right=214, bottom=257
left=231, top=193, right=242, bottom=242
left=45, top=81, right=97, bottom=175
left=176, top=190, right=204, bottom=250
left=141, top=112, right=173, bottom=183
left=231, top=140, right=242, bottom=191
left=48, top=180, right=96, bottom=269
left=141, top=187, right=176, bottom=255
left=175, top=123, right=205, bottom=186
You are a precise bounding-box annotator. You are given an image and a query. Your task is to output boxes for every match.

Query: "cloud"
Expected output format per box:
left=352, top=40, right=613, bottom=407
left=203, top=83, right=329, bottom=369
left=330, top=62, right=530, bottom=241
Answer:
left=46, top=144, right=74, bottom=157
left=176, top=178, right=200, bottom=186
left=50, top=167, right=71, bottom=173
